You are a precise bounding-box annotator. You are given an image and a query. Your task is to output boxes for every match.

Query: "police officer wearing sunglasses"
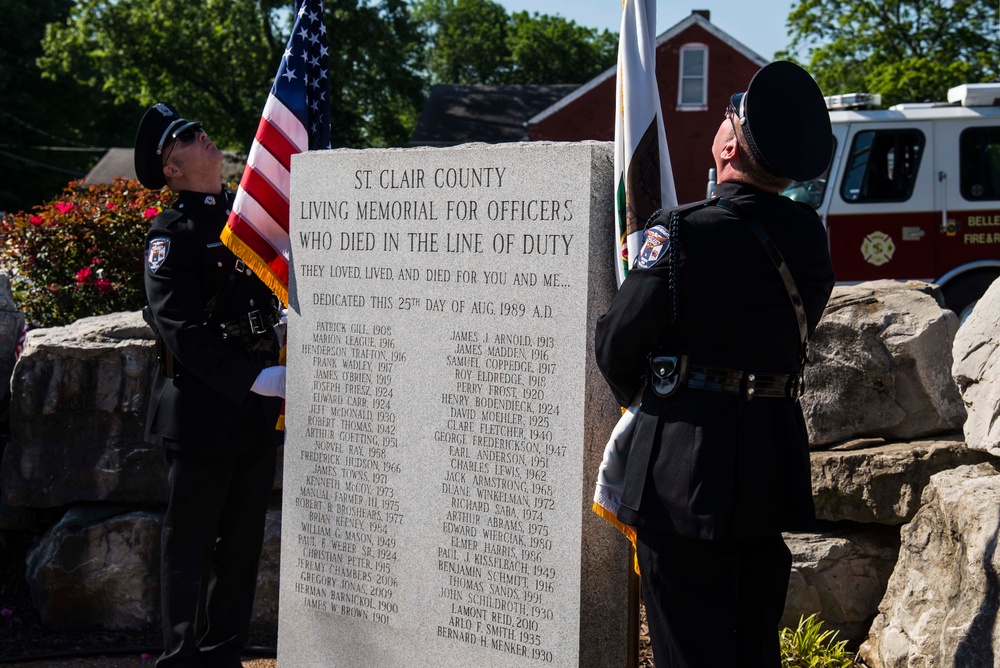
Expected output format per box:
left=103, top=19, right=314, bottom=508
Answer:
left=135, top=102, right=284, bottom=668
left=596, top=62, right=836, bottom=667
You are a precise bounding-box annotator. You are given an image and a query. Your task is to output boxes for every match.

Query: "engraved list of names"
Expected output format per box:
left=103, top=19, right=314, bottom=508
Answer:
left=280, top=144, right=600, bottom=668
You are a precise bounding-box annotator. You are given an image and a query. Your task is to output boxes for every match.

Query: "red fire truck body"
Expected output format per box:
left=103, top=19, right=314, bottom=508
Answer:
left=784, top=83, right=1000, bottom=319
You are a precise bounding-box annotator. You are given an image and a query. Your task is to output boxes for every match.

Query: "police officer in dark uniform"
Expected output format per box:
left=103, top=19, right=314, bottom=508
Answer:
left=595, top=62, right=836, bottom=667
left=135, top=103, right=285, bottom=668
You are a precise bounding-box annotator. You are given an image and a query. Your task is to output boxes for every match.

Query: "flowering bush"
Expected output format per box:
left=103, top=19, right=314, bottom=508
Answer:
left=0, top=178, right=173, bottom=327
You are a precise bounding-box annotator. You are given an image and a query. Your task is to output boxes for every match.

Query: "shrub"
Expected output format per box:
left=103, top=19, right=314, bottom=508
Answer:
left=0, top=178, right=172, bottom=328
left=780, top=614, right=854, bottom=667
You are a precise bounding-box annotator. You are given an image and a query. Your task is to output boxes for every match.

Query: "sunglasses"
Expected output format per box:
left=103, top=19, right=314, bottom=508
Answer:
left=724, top=105, right=740, bottom=136
left=161, top=123, right=204, bottom=165
left=724, top=103, right=742, bottom=160
left=172, top=124, right=203, bottom=144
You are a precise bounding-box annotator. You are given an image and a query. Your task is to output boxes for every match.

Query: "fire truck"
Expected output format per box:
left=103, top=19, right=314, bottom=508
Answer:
left=781, top=82, right=1000, bottom=321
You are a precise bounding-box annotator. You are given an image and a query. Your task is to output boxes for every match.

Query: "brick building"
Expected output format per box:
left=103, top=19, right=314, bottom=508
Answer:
left=410, top=11, right=768, bottom=204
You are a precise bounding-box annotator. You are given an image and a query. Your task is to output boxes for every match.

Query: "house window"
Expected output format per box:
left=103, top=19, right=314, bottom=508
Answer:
left=678, top=45, right=708, bottom=109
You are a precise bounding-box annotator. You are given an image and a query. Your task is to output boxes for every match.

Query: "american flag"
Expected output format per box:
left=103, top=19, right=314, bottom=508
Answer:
left=222, top=0, right=331, bottom=305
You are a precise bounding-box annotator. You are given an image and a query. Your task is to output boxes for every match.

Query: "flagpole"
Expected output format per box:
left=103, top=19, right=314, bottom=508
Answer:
left=604, top=0, right=678, bottom=664
left=629, top=544, right=640, bottom=668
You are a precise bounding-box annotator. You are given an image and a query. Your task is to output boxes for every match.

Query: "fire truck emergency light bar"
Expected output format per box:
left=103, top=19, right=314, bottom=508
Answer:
left=947, top=83, right=1000, bottom=108
left=824, top=93, right=882, bottom=110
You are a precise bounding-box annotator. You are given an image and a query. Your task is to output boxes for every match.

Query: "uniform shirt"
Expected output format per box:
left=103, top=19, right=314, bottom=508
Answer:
left=595, top=181, right=835, bottom=538
left=144, top=189, right=282, bottom=451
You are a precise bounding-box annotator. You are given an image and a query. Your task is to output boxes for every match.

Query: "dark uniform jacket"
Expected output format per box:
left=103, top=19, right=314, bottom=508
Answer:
left=144, top=189, right=282, bottom=453
left=595, top=181, right=835, bottom=540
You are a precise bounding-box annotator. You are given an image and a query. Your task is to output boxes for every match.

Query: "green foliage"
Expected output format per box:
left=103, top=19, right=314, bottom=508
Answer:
left=0, top=178, right=172, bottom=328
left=0, top=0, right=140, bottom=213
left=414, top=0, right=510, bottom=84
left=779, top=0, right=1000, bottom=107
left=38, top=0, right=288, bottom=150
left=326, top=0, right=427, bottom=147
left=506, top=11, right=618, bottom=85
left=414, top=0, right=617, bottom=85
left=779, top=614, right=854, bottom=668
left=38, top=0, right=426, bottom=151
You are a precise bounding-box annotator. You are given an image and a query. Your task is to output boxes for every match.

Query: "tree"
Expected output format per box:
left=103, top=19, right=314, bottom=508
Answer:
left=780, top=0, right=999, bottom=106
left=40, top=0, right=292, bottom=150
left=38, top=0, right=426, bottom=151
left=507, top=11, right=618, bottom=85
left=414, top=0, right=510, bottom=84
left=325, top=0, right=426, bottom=147
left=415, top=0, right=617, bottom=86
left=0, top=0, right=139, bottom=214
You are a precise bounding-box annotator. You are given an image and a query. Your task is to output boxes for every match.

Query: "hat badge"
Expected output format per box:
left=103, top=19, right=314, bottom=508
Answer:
left=153, top=103, right=173, bottom=117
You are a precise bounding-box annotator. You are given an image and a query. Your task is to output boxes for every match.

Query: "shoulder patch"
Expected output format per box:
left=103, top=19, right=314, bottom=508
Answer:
left=148, top=208, right=184, bottom=231
left=147, top=237, right=171, bottom=273
left=635, top=224, right=671, bottom=269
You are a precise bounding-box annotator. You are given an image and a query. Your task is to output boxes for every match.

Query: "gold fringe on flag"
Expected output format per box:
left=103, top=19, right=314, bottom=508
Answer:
left=220, top=225, right=289, bottom=308
left=591, top=502, right=640, bottom=575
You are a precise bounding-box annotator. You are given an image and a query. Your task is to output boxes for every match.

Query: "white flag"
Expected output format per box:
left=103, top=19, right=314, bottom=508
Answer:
left=613, top=0, right=677, bottom=287
left=595, top=0, right=678, bottom=556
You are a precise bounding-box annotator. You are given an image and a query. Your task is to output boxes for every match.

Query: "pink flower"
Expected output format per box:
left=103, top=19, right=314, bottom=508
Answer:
left=92, top=257, right=102, bottom=264
left=143, top=207, right=159, bottom=219
left=0, top=608, right=12, bottom=617
left=75, top=267, right=92, bottom=283
left=105, top=202, right=116, bottom=210
left=141, top=654, right=154, bottom=660
left=54, top=202, right=74, bottom=214
left=95, top=278, right=112, bottom=293
left=29, top=215, right=44, bottom=226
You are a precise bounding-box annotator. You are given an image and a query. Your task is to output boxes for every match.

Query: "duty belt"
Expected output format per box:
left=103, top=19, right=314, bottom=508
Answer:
left=218, top=307, right=280, bottom=341
left=686, top=364, right=800, bottom=400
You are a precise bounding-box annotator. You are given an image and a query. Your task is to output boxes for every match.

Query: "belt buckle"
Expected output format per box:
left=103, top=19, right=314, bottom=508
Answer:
left=247, top=310, right=266, bottom=335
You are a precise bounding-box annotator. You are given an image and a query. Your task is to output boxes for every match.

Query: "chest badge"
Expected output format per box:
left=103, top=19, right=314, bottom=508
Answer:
left=147, top=237, right=171, bottom=273
left=204, top=195, right=216, bottom=206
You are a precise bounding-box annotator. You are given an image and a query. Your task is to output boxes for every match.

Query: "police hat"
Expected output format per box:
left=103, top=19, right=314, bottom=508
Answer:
left=730, top=61, right=833, bottom=182
left=134, top=103, right=202, bottom=190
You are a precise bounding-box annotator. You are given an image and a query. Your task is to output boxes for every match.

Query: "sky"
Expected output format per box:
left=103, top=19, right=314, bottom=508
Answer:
left=493, top=0, right=797, bottom=61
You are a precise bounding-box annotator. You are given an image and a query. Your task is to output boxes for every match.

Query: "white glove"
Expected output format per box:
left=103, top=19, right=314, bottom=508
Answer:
left=251, top=366, right=286, bottom=399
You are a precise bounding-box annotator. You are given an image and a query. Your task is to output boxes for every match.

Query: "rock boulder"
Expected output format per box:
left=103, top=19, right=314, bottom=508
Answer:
left=802, top=281, right=966, bottom=447
left=811, top=436, right=992, bottom=525
left=26, top=506, right=161, bottom=629
left=26, top=505, right=282, bottom=633
left=952, top=277, right=1000, bottom=457
left=0, top=270, right=25, bottom=399
left=859, top=463, right=1000, bottom=667
left=783, top=525, right=900, bottom=645
left=0, top=311, right=164, bottom=507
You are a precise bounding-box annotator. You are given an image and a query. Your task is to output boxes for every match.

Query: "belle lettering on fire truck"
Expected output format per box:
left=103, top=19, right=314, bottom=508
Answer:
left=773, top=82, right=1000, bottom=321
